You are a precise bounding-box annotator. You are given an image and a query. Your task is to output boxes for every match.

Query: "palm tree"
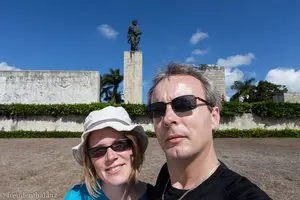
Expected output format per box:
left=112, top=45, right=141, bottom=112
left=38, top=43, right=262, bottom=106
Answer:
left=230, top=78, right=256, bottom=102
left=100, top=68, right=124, bottom=104
left=100, top=75, right=112, bottom=102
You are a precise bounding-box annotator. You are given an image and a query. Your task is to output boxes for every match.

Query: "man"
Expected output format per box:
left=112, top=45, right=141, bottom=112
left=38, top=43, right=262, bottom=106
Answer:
left=146, top=63, right=272, bottom=199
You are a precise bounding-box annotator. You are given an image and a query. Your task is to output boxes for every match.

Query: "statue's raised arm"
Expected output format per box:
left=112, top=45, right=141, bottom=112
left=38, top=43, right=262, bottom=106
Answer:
left=127, top=20, right=142, bottom=51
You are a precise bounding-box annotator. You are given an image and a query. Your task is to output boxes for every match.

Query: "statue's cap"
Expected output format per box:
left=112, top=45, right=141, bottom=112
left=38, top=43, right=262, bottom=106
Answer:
left=132, top=20, right=138, bottom=25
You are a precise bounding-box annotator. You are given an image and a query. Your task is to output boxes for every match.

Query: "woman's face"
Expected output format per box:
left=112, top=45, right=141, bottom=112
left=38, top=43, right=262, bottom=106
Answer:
left=88, top=128, right=133, bottom=186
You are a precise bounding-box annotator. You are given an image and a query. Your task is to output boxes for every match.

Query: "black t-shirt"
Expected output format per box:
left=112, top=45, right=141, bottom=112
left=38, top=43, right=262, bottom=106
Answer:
left=149, top=161, right=272, bottom=200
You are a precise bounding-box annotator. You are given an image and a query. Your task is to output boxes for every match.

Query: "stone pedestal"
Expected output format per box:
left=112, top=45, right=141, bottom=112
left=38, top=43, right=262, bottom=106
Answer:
left=123, top=51, right=143, bottom=104
left=201, top=67, right=226, bottom=97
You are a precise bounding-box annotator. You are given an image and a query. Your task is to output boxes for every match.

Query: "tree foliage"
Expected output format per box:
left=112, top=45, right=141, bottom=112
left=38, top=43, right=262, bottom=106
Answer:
left=100, top=68, right=124, bottom=104
left=248, top=81, right=288, bottom=102
left=230, top=79, right=288, bottom=102
left=230, top=78, right=256, bottom=102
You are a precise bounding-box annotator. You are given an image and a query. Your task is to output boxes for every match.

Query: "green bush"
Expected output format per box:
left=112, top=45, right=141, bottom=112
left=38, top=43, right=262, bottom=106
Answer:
left=0, top=131, right=81, bottom=138
left=0, top=101, right=299, bottom=118
left=252, top=102, right=300, bottom=118
left=1, top=129, right=299, bottom=138
left=121, top=104, right=147, bottom=117
left=220, top=102, right=252, bottom=116
left=0, top=103, right=109, bottom=117
left=214, top=128, right=300, bottom=138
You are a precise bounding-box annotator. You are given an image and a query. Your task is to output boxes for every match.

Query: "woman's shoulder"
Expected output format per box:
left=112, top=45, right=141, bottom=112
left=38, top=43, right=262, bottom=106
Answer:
left=64, top=181, right=154, bottom=200
left=64, top=183, right=90, bottom=200
left=64, top=181, right=108, bottom=200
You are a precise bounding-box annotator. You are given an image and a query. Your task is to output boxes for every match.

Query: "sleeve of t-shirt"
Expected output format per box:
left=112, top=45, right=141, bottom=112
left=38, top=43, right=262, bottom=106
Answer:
left=226, top=176, right=273, bottom=200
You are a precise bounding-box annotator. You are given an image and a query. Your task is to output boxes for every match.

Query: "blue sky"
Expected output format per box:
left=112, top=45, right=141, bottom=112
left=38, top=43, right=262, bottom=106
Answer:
left=1, top=0, right=299, bottom=103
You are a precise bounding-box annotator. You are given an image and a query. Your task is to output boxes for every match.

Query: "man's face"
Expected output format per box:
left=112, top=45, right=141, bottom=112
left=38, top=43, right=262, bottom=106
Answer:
left=150, top=75, right=220, bottom=159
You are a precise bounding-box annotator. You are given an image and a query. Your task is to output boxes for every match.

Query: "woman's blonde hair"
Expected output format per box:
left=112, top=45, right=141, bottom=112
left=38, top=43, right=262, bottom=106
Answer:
left=80, top=130, right=145, bottom=198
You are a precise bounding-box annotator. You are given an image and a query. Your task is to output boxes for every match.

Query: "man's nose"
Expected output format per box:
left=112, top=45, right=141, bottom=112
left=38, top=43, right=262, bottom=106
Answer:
left=162, top=105, right=179, bottom=127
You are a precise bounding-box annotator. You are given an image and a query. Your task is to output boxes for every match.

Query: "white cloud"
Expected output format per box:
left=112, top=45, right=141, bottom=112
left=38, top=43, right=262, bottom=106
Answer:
left=192, top=49, right=208, bottom=55
left=185, top=56, right=196, bottom=63
left=225, top=68, right=244, bottom=87
left=97, top=24, right=119, bottom=39
left=217, top=53, right=255, bottom=68
left=0, top=62, right=20, bottom=71
left=190, top=30, right=209, bottom=45
left=265, top=68, right=300, bottom=92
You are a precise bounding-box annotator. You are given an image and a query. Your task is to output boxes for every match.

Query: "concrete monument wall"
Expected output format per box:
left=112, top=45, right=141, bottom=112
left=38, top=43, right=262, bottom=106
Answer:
left=201, top=67, right=226, bottom=97
left=123, top=51, right=143, bottom=104
left=0, top=71, right=100, bottom=104
left=284, top=92, right=300, bottom=103
left=273, top=92, right=300, bottom=103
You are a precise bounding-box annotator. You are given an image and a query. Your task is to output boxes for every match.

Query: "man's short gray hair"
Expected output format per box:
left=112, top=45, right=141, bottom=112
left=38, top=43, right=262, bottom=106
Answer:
left=147, top=63, right=222, bottom=111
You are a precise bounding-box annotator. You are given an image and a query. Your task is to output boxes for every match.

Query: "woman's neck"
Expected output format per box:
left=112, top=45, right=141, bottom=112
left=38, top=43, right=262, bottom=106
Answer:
left=102, top=180, right=146, bottom=200
left=102, top=182, right=128, bottom=200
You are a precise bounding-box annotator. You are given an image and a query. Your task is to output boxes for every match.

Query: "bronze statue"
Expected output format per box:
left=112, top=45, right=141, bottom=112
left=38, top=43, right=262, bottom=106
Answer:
left=127, top=20, right=142, bottom=51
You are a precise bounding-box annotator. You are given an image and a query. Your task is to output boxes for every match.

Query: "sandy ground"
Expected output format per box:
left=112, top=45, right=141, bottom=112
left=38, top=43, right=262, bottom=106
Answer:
left=0, top=138, right=299, bottom=200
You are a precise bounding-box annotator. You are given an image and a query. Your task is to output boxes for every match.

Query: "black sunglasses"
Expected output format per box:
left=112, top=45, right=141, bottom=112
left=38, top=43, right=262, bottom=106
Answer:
left=88, top=138, right=133, bottom=158
left=145, top=95, right=211, bottom=119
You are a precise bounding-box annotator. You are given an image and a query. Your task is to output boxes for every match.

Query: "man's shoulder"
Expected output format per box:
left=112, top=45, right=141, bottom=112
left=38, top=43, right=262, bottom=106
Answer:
left=218, top=163, right=272, bottom=199
left=153, top=162, right=272, bottom=200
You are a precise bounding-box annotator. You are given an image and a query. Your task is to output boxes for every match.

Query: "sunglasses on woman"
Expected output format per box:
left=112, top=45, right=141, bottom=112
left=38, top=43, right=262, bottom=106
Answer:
left=88, top=137, right=133, bottom=158
left=145, top=95, right=212, bottom=119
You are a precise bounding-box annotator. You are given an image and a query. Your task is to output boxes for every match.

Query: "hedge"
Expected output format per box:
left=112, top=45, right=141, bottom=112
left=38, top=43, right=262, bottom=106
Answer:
left=1, top=129, right=299, bottom=138
left=251, top=102, right=300, bottom=118
left=220, top=102, right=252, bottom=117
left=0, top=101, right=299, bottom=118
left=213, top=128, right=300, bottom=138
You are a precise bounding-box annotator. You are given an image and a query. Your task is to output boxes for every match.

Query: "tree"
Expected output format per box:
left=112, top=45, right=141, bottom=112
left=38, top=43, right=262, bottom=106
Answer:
left=230, top=78, right=256, bottom=102
left=248, top=81, right=288, bottom=102
left=100, top=68, right=124, bottom=104
left=199, top=64, right=210, bottom=70
left=99, top=75, right=111, bottom=102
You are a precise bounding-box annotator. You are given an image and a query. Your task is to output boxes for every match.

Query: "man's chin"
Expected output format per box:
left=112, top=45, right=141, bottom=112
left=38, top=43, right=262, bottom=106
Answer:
left=165, top=147, right=193, bottom=160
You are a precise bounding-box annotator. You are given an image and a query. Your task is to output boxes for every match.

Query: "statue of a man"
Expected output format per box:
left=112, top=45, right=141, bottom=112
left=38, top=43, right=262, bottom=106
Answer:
left=127, top=20, right=142, bottom=51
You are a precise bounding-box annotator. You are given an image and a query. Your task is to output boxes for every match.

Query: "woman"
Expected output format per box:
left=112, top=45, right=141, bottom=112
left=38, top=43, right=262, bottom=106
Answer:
left=65, top=106, right=152, bottom=200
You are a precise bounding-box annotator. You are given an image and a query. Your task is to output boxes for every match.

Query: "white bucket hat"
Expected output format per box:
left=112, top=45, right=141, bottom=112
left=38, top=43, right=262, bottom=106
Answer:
left=72, top=106, right=149, bottom=166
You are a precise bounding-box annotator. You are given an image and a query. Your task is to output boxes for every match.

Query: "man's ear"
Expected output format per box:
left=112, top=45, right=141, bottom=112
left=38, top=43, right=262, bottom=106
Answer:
left=211, top=106, right=220, bottom=132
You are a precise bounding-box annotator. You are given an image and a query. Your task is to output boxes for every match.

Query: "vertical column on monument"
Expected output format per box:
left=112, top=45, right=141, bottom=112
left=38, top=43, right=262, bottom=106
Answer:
left=123, top=51, right=143, bottom=104
left=202, top=67, right=226, bottom=98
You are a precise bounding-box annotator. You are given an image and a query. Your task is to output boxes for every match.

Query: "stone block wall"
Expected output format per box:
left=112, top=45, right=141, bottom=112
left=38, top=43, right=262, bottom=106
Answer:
left=0, top=70, right=100, bottom=104
left=284, top=92, right=300, bottom=103
left=273, top=92, right=300, bottom=103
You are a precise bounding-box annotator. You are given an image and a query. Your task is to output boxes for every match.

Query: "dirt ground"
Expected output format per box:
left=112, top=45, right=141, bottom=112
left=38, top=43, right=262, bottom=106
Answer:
left=0, top=138, right=299, bottom=200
